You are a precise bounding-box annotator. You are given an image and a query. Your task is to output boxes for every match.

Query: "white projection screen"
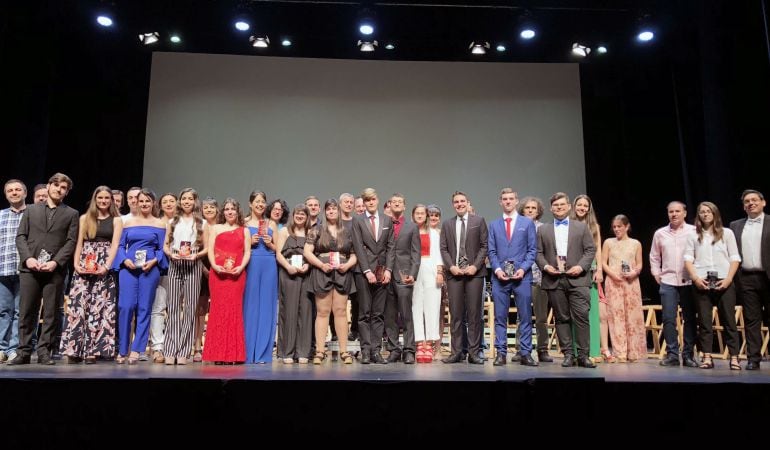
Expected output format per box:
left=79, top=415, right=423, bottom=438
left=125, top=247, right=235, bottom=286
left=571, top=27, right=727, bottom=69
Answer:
left=144, top=52, right=586, bottom=219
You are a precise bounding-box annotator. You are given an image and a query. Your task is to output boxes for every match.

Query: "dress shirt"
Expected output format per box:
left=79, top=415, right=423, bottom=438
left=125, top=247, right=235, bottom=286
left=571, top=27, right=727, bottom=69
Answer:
left=367, top=212, right=379, bottom=241
left=0, top=206, right=25, bottom=276
left=455, top=213, right=469, bottom=266
left=741, top=214, right=764, bottom=271
left=503, top=212, right=518, bottom=241
left=684, top=228, right=741, bottom=279
left=649, top=223, right=696, bottom=286
left=554, top=217, right=569, bottom=257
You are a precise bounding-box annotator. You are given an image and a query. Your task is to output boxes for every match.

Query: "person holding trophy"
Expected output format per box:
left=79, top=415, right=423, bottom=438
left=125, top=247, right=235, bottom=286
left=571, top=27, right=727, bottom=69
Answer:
left=684, top=201, right=741, bottom=370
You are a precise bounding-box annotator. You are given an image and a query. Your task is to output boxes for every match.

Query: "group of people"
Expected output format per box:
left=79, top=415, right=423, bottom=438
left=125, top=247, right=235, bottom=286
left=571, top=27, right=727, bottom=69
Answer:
left=0, top=173, right=768, bottom=371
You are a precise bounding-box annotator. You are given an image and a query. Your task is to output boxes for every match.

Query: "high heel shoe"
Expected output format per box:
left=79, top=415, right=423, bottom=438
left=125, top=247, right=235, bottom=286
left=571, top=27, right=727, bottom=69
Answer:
left=601, top=350, right=616, bottom=363
left=416, top=342, right=427, bottom=363
left=312, top=351, right=327, bottom=365
left=729, top=355, right=741, bottom=371
left=165, top=356, right=175, bottom=365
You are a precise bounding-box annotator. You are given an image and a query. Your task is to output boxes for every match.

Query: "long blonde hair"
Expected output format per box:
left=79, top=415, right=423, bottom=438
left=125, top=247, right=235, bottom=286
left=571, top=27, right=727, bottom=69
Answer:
left=84, top=186, right=119, bottom=239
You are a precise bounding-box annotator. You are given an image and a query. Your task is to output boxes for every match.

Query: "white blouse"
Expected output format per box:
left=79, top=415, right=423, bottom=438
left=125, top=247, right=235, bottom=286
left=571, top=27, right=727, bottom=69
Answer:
left=684, top=228, right=741, bottom=279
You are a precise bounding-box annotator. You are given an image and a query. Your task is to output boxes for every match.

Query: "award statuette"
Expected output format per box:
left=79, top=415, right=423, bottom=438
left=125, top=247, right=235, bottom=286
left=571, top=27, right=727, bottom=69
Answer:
left=621, top=260, right=631, bottom=274
left=179, top=241, right=192, bottom=257
left=38, top=249, right=52, bottom=265
left=503, top=261, right=516, bottom=278
left=706, top=271, right=718, bottom=290
left=374, top=265, right=386, bottom=283
left=223, top=255, right=236, bottom=272
left=83, top=252, right=98, bottom=273
left=134, top=250, right=147, bottom=267
left=458, top=255, right=470, bottom=270
left=290, top=254, right=303, bottom=269
left=557, top=255, right=567, bottom=273
left=328, top=252, right=340, bottom=269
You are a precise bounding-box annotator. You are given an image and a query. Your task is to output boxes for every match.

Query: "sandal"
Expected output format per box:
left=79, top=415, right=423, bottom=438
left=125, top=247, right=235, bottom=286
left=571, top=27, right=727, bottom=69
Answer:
left=699, top=355, right=713, bottom=369
left=601, top=351, right=616, bottom=364
left=152, top=351, right=165, bottom=364
left=312, top=351, right=327, bottom=365
left=116, top=355, right=126, bottom=365
left=298, top=357, right=309, bottom=364
left=193, top=351, right=203, bottom=363
left=128, top=352, right=140, bottom=365
left=340, top=352, right=354, bottom=364
left=729, top=356, right=741, bottom=371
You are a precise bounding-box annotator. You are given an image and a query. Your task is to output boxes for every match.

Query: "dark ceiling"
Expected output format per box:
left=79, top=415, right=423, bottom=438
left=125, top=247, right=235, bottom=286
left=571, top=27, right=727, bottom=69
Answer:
left=43, top=0, right=673, bottom=62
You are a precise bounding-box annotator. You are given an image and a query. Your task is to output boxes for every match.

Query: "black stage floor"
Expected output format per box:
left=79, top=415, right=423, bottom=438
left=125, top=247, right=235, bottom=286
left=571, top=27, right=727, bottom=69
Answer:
left=2, top=357, right=769, bottom=444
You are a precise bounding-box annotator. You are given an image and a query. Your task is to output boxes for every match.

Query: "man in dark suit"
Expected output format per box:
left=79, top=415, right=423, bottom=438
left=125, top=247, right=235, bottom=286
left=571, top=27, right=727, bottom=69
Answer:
left=729, top=189, right=770, bottom=370
left=488, top=188, right=538, bottom=366
left=351, top=188, right=395, bottom=364
left=9, top=173, right=78, bottom=365
left=536, top=192, right=596, bottom=368
left=440, top=191, right=488, bottom=364
left=384, top=194, right=420, bottom=364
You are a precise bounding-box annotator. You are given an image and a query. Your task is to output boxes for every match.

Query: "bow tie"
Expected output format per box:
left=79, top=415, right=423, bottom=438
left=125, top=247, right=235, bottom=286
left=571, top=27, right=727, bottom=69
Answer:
left=747, top=217, right=762, bottom=225
left=555, top=219, right=569, bottom=227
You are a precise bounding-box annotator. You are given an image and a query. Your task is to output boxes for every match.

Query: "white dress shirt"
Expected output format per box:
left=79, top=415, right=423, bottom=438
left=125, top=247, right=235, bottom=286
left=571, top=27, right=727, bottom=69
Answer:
left=684, top=228, right=741, bottom=279
left=455, top=213, right=469, bottom=265
left=741, top=214, right=764, bottom=271
left=366, top=212, right=379, bottom=241
left=503, top=212, right=518, bottom=241
left=554, top=217, right=569, bottom=257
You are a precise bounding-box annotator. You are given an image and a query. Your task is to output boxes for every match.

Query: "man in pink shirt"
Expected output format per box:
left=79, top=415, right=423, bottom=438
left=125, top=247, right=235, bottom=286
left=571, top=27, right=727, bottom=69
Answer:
left=649, top=201, right=698, bottom=367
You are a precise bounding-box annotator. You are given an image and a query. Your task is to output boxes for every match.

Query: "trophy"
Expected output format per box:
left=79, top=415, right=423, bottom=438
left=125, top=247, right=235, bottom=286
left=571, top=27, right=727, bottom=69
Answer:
left=38, top=249, right=52, bottom=265
left=328, top=251, right=340, bottom=269
left=557, top=255, right=567, bottom=273
left=134, top=250, right=147, bottom=267
left=399, top=269, right=410, bottom=285
left=706, top=271, right=718, bottom=290
left=179, top=241, right=192, bottom=257
left=621, top=260, right=631, bottom=274
left=458, top=255, right=470, bottom=270
left=223, top=254, right=236, bottom=272
left=83, top=252, right=97, bottom=273
left=503, top=261, right=516, bottom=278
left=290, top=254, right=303, bottom=269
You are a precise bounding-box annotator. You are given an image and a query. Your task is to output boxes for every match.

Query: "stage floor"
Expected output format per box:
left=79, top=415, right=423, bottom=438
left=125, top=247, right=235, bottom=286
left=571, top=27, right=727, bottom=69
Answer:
left=2, top=356, right=768, bottom=384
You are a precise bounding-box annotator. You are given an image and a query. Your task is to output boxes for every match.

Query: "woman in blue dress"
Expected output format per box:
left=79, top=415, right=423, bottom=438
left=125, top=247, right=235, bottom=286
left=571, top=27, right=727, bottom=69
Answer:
left=243, top=191, right=279, bottom=363
left=114, top=189, right=167, bottom=364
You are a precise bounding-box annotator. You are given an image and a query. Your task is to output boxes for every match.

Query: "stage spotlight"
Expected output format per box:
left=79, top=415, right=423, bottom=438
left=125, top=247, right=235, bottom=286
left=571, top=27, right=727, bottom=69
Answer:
left=571, top=42, right=591, bottom=57
left=281, top=39, right=292, bottom=47
left=357, top=40, right=378, bottom=52
left=97, top=16, right=113, bottom=27
left=235, top=21, right=250, bottom=31
left=170, top=35, right=181, bottom=44
left=469, top=41, right=490, bottom=55
left=637, top=30, right=654, bottom=42
left=597, top=46, right=607, bottom=54
left=250, top=36, right=269, bottom=48
left=496, top=44, right=506, bottom=52
left=359, top=24, right=374, bottom=35
left=139, top=32, right=160, bottom=45
left=385, top=43, right=395, bottom=50
left=520, top=29, right=536, bottom=39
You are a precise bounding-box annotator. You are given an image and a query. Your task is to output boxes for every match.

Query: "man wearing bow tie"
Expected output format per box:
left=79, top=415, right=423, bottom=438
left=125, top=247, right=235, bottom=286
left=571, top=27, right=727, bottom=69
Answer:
left=351, top=188, right=395, bottom=364
left=729, top=189, right=770, bottom=370
left=488, top=188, right=538, bottom=366
left=440, top=191, right=488, bottom=364
left=536, top=192, right=596, bottom=368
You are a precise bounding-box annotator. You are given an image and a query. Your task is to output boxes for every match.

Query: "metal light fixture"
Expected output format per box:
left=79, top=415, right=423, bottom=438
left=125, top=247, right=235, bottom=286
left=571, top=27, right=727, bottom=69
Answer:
left=250, top=36, right=269, bottom=48
left=571, top=42, right=591, bottom=57
left=139, top=32, right=160, bottom=45
left=469, top=41, right=490, bottom=55
left=357, top=40, right=378, bottom=52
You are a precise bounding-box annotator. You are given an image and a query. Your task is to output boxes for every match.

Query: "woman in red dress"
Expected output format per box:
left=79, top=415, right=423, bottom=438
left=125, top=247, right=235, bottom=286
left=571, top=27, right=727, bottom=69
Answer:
left=202, top=198, right=251, bottom=363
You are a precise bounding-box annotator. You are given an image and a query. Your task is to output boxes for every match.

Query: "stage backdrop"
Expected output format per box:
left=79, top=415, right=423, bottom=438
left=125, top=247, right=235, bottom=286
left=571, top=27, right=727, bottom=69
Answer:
left=144, top=52, right=585, bottom=219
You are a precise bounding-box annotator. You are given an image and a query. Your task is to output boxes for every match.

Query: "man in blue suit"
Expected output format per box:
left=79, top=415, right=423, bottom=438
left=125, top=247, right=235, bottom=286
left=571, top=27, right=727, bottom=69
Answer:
left=488, top=188, right=538, bottom=366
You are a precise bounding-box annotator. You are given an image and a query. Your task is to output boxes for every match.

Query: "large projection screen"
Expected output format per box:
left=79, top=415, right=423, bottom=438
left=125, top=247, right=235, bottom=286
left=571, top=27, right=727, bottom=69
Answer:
left=144, top=52, right=585, bottom=219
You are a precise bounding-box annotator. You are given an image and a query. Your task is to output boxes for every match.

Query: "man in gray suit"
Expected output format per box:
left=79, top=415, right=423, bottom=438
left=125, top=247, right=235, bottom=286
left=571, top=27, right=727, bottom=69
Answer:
left=9, top=173, right=78, bottom=365
left=536, top=192, right=596, bottom=368
left=440, top=191, right=488, bottom=364
left=351, top=188, right=395, bottom=364
left=729, top=189, right=770, bottom=370
left=384, top=194, right=421, bottom=364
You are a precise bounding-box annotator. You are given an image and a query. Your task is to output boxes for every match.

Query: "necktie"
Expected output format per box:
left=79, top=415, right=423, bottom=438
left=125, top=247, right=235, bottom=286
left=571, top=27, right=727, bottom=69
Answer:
left=505, top=217, right=512, bottom=241
left=369, top=215, right=377, bottom=239
left=459, top=216, right=467, bottom=261
left=393, top=218, right=401, bottom=239
left=555, top=218, right=569, bottom=227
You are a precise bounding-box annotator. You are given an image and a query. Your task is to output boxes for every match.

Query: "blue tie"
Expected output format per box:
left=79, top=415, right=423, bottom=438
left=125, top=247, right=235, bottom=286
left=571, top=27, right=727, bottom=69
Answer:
left=555, top=218, right=569, bottom=227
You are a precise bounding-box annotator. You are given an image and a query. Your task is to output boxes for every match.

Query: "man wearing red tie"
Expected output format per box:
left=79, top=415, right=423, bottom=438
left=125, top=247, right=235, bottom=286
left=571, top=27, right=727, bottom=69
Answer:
left=488, top=188, right=538, bottom=366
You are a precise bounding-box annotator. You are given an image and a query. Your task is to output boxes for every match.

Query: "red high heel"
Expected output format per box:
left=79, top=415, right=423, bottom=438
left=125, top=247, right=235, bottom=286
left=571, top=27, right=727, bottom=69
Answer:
left=416, top=342, right=427, bottom=363
left=422, top=342, right=434, bottom=363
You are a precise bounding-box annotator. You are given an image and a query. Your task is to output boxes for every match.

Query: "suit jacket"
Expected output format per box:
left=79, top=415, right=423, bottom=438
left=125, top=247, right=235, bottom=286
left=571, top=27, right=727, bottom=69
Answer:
left=440, top=214, right=488, bottom=279
left=391, top=221, right=421, bottom=281
left=15, top=202, right=79, bottom=273
left=352, top=212, right=395, bottom=274
left=730, top=213, right=770, bottom=279
left=488, top=214, right=537, bottom=281
left=536, top=219, right=595, bottom=289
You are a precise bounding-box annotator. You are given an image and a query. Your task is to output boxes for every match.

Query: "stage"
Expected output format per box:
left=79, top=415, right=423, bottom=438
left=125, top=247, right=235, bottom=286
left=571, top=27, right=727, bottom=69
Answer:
left=2, top=356, right=768, bottom=444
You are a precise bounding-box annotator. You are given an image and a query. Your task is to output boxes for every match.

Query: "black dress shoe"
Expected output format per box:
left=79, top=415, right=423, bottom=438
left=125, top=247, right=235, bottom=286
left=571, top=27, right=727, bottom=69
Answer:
left=38, top=353, right=55, bottom=365
left=493, top=353, right=507, bottom=366
left=371, top=352, right=388, bottom=364
left=403, top=353, right=415, bottom=364
left=538, top=351, right=553, bottom=363
left=360, top=352, right=371, bottom=364
left=659, top=355, right=679, bottom=367
left=746, top=360, right=761, bottom=371
left=510, top=353, right=521, bottom=363
left=682, top=355, right=699, bottom=367
left=386, top=351, right=402, bottom=363
left=577, top=356, right=596, bottom=368
left=561, top=354, right=575, bottom=367
left=468, top=353, right=485, bottom=364
left=348, top=331, right=359, bottom=341
left=442, top=353, right=464, bottom=364
left=7, top=354, right=31, bottom=365
left=520, top=354, right=539, bottom=366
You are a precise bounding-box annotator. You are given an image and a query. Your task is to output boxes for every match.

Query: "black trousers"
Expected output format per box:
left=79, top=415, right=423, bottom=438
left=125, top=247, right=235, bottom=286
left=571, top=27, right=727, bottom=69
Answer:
left=546, top=277, right=590, bottom=358
left=736, top=271, right=770, bottom=362
left=385, top=282, right=415, bottom=354
left=693, top=284, right=739, bottom=355
left=18, top=270, right=65, bottom=357
left=355, top=273, right=388, bottom=354
left=447, top=275, right=484, bottom=356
